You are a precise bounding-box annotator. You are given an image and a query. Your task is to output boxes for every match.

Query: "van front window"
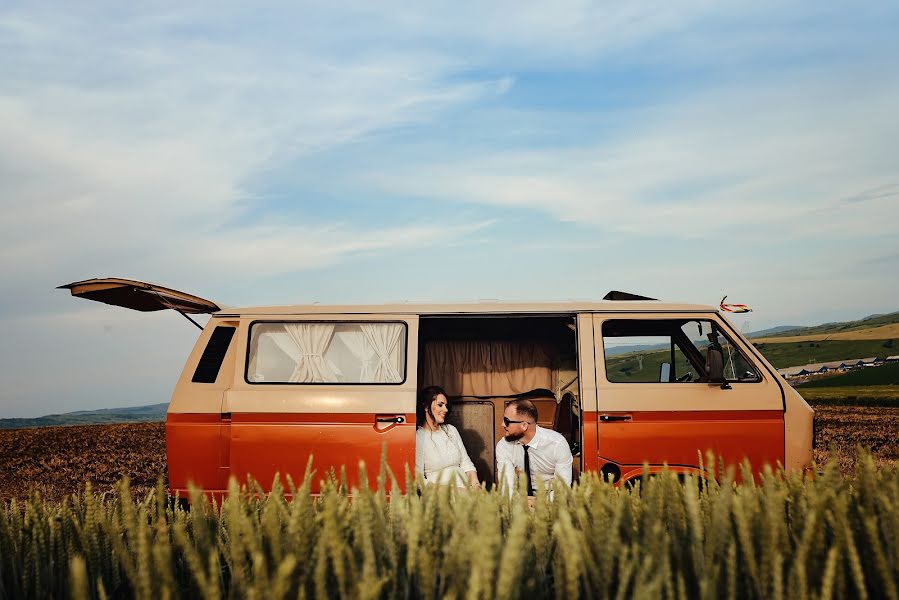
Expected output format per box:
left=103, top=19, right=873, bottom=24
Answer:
left=602, top=319, right=759, bottom=384
left=247, top=321, right=407, bottom=384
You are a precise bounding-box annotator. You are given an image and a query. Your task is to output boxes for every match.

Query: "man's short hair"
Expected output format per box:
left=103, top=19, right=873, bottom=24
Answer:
left=507, top=398, right=539, bottom=423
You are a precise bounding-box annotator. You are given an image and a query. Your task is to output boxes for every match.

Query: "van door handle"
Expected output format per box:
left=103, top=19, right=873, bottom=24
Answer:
left=376, top=416, right=405, bottom=424
left=600, top=414, right=632, bottom=422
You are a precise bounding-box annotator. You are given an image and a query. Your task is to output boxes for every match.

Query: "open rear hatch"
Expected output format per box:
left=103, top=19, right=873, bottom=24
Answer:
left=59, top=277, right=220, bottom=314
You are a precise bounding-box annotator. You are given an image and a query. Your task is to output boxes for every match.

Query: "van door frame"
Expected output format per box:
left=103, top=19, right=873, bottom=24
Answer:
left=576, top=313, right=599, bottom=475
left=592, top=311, right=785, bottom=482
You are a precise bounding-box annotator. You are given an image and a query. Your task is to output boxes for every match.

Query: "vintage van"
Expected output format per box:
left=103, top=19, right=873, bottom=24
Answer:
left=61, top=278, right=814, bottom=495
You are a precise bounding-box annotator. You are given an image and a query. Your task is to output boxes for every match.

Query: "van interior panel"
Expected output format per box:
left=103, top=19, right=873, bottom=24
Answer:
left=444, top=401, right=495, bottom=487
left=419, top=316, right=581, bottom=487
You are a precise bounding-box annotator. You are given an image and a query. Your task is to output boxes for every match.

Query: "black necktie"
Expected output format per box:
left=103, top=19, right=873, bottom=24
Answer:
left=523, top=445, right=534, bottom=496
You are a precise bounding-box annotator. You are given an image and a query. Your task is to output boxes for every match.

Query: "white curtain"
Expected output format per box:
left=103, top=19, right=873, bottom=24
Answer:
left=334, top=330, right=377, bottom=381
left=270, top=323, right=339, bottom=383
left=361, top=323, right=404, bottom=383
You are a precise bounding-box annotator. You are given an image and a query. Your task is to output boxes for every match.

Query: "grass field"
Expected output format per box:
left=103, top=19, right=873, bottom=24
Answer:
left=751, top=338, right=895, bottom=368
left=795, top=385, right=899, bottom=405
left=799, top=362, right=899, bottom=388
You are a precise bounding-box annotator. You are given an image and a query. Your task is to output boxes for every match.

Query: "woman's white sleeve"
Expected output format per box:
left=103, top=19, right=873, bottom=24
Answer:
left=449, top=425, right=476, bottom=473
left=415, top=430, right=424, bottom=477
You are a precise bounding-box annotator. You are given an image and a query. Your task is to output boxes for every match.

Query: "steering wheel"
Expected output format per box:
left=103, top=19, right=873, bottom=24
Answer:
left=676, top=372, right=693, bottom=382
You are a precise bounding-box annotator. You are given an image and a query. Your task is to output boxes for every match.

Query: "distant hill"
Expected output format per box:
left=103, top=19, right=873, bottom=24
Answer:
left=747, top=325, right=802, bottom=338
left=0, top=403, right=167, bottom=429
left=757, top=310, right=899, bottom=340
left=604, top=342, right=669, bottom=356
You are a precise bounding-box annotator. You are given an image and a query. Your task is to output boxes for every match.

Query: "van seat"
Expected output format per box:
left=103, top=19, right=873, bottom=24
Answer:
left=504, top=388, right=558, bottom=429
left=531, top=398, right=557, bottom=428
left=554, top=391, right=580, bottom=454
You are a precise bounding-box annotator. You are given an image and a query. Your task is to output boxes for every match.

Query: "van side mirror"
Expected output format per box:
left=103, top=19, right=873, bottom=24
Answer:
left=659, top=362, right=671, bottom=382
left=706, top=347, right=732, bottom=390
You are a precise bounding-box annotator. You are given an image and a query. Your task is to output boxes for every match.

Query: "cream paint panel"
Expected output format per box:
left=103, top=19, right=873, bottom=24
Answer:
left=224, top=388, right=415, bottom=414
left=224, top=314, right=418, bottom=414
left=784, top=387, right=814, bottom=470
left=577, top=313, right=597, bottom=412
left=169, top=319, right=239, bottom=414
left=593, top=313, right=783, bottom=412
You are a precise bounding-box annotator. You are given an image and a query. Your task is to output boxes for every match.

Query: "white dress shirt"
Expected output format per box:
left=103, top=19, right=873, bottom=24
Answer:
left=495, top=424, right=572, bottom=495
left=416, top=424, right=477, bottom=487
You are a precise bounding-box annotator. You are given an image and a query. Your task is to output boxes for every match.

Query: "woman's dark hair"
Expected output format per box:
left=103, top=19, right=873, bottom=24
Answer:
left=417, top=385, right=449, bottom=428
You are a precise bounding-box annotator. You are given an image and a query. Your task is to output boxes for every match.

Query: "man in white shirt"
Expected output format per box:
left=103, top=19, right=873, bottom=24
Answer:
left=495, top=397, right=573, bottom=500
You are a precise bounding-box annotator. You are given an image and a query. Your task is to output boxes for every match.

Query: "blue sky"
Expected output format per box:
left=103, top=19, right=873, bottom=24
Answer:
left=1, top=2, right=898, bottom=417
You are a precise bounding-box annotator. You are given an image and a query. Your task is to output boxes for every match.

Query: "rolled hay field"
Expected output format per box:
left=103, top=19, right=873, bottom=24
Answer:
left=2, top=456, right=899, bottom=599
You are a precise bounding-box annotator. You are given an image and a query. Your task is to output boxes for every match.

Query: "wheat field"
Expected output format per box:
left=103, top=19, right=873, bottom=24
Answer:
left=2, top=453, right=898, bottom=600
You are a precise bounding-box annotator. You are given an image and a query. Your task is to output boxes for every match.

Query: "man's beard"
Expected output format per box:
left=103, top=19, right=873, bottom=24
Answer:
left=504, top=431, right=524, bottom=442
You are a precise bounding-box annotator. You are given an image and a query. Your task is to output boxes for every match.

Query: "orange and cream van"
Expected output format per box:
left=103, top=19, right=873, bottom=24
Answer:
left=61, top=278, right=814, bottom=495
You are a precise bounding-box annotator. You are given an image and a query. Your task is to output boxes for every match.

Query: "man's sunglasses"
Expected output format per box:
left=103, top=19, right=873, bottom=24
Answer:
left=503, top=417, right=530, bottom=427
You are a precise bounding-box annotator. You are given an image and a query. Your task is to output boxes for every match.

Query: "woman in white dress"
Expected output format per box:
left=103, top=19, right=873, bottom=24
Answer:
left=415, top=386, right=479, bottom=488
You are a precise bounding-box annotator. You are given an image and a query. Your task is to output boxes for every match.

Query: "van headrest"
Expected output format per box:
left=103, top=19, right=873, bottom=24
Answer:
left=515, top=388, right=556, bottom=401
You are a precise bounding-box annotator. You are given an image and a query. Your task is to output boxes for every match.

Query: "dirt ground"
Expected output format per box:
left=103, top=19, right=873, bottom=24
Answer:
left=0, top=422, right=166, bottom=504
left=1, top=406, right=897, bottom=503
left=812, top=405, right=899, bottom=472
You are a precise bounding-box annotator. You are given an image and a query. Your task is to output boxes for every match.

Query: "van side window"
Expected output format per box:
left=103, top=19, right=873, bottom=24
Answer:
left=191, top=326, right=237, bottom=383
left=246, top=321, right=407, bottom=384
left=602, top=319, right=760, bottom=383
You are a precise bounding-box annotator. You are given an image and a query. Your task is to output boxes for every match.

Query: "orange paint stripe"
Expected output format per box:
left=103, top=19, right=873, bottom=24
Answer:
left=167, top=413, right=219, bottom=424
left=231, top=412, right=416, bottom=424
left=167, top=412, right=416, bottom=424
left=598, top=410, right=783, bottom=422
left=168, top=410, right=776, bottom=425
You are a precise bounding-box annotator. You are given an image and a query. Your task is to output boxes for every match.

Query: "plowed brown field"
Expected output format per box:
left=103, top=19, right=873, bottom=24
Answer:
left=0, top=423, right=165, bottom=503
left=1, top=407, right=897, bottom=503
left=812, top=405, right=899, bottom=472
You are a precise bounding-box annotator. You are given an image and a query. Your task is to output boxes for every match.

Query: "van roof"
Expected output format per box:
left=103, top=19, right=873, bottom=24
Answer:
left=216, top=299, right=718, bottom=317
left=59, top=277, right=718, bottom=318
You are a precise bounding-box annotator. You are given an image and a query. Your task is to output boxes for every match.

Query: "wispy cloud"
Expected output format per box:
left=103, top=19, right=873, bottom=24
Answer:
left=841, top=183, right=899, bottom=205
left=0, top=4, right=506, bottom=299
left=187, top=220, right=496, bottom=279
left=365, top=72, right=899, bottom=239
